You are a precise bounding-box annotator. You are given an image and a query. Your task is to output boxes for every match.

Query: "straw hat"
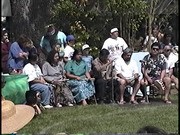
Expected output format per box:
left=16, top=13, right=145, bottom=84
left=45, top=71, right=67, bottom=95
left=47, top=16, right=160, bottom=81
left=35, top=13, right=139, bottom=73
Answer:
left=2, top=99, right=35, bottom=134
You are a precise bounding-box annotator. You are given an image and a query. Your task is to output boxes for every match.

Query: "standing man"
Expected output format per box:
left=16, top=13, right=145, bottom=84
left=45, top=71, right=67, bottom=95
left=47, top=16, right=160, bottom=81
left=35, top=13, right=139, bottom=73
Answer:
left=64, top=35, right=75, bottom=62
left=40, top=24, right=67, bottom=56
left=102, top=28, right=128, bottom=60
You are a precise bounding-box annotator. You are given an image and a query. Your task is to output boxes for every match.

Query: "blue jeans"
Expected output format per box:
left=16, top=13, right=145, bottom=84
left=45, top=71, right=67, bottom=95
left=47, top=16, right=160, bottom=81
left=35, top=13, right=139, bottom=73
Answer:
left=30, top=83, right=51, bottom=106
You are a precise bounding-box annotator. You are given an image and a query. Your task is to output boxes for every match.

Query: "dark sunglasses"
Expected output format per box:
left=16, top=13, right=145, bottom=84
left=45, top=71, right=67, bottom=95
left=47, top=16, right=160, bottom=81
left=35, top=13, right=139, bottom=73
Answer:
left=152, top=48, right=159, bottom=51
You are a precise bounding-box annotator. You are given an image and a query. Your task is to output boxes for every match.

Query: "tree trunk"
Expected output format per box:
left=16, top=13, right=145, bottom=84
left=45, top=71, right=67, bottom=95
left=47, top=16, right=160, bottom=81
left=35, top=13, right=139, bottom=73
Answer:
left=10, top=0, right=55, bottom=47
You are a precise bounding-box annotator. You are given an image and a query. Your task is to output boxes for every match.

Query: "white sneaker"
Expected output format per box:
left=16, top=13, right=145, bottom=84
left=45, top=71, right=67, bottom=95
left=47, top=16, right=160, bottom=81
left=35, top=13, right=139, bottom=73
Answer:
left=44, top=105, right=53, bottom=109
left=68, top=103, right=74, bottom=107
left=56, top=103, right=62, bottom=108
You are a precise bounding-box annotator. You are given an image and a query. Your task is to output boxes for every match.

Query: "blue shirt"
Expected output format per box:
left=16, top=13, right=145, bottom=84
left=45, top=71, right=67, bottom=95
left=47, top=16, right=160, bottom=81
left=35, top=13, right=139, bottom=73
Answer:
left=40, top=31, right=67, bottom=53
left=8, top=42, right=27, bottom=70
left=82, top=55, right=93, bottom=71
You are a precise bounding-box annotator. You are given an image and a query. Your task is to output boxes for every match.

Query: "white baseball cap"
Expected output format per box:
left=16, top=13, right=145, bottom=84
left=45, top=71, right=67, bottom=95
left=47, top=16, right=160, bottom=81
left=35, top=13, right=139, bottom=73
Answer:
left=110, top=28, right=118, bottom=33
left=82, top=44, right=90, bottom=50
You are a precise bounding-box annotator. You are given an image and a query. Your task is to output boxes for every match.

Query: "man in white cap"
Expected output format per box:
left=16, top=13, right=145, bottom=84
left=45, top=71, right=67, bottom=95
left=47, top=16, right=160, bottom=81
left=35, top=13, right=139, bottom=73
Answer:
left=102, top=28, right=128, bottom=60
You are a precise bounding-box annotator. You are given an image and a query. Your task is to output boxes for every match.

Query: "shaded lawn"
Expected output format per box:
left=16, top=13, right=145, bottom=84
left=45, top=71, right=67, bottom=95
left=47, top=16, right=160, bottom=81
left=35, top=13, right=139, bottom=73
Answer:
left=19, top=94, right=178, bottom=134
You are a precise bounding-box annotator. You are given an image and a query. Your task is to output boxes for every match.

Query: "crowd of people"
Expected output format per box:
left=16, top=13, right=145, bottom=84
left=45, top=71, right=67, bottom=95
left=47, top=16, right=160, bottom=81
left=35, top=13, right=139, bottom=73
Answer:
left=1, top=24, right=179, bottom=112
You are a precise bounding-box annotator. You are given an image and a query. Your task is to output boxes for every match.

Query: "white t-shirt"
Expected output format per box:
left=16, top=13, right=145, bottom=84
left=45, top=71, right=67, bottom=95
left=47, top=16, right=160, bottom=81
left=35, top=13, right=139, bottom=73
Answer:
left=22, top=63, right=43, bottom=82
left=143, top=35, right=158, bottom=46
left=114, top=57, right=139, bottom=79
left=165, top=53, right=177, bottom=73
left=102, top=37, right=128, bottom=60
left=64, top=45, right=74, bottom=60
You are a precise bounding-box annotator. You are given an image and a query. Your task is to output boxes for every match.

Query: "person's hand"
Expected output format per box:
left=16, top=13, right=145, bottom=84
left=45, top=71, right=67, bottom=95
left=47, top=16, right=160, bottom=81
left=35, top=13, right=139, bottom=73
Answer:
left=134, top=74, right=140, bottom=80
left=76, top=76, right=81, bottom=81
left=147, top=77, right=153, bottom=84
left=4, top=39, right=9, bottom=43
left=51, top=80, right=59, bottom=85
left=40, top=77, right=46, bottom=84
left=125, top=79, right=131, bottom=84
left=22, top=52, right=29, bottom=59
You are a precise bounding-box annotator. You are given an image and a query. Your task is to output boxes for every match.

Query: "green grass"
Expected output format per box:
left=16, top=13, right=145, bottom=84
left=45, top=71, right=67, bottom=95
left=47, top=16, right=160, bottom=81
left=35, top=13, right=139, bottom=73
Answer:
left=19, top=94, right=178, bottom=134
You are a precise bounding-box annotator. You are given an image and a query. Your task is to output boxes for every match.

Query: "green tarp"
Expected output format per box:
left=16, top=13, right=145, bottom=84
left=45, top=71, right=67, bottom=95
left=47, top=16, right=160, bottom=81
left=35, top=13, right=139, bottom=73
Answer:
left=2, top=74, right=29, bottom=104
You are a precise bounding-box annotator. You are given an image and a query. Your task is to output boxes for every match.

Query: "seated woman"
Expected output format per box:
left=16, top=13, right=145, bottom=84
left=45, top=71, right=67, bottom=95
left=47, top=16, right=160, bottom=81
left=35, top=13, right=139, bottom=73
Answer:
left=8, top=34, right=32, bottom=74
left=42, top=49, right=74, bottom=107
left=22, top=53, right=54, bottom=109
left=64, top=49, right=95, bottom=106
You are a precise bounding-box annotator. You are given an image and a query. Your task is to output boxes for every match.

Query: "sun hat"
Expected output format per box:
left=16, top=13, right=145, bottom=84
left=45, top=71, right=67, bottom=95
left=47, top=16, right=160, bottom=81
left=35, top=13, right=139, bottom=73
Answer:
left=82, top=44, right=90, bottom=50
left=2, top=99, right=35, bottom=134
left=110, top=28, right=118, bottom=33
left=67, top=35, right=75, bottom=42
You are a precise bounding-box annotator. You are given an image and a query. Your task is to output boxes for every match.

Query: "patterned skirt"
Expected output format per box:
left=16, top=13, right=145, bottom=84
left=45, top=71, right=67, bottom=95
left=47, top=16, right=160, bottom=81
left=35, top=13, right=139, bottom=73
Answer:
left=67, top=80, right=95, bottom=103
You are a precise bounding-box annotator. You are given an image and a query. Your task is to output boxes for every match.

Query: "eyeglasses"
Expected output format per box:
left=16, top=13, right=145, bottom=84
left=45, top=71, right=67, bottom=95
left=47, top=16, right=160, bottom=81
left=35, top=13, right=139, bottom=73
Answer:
left=152, top=48, right=159, bottom=51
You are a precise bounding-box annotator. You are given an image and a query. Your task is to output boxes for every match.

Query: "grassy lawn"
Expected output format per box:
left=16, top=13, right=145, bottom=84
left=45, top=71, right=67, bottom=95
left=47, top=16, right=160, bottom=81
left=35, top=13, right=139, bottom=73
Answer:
left=19, top=93, right=178, bottom=134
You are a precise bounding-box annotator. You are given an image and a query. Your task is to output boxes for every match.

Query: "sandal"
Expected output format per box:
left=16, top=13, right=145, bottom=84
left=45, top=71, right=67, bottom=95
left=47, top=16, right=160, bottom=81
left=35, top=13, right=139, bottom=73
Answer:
left=130, top=100, right=138, bottom=104
left=117, top=101, right=126, bottom=105
left=164, top=100, right=172, bottom=104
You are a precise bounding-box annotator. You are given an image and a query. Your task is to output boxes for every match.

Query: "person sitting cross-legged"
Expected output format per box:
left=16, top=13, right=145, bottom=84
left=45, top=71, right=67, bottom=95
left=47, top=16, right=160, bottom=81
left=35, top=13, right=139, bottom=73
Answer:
left=140, top=42, right=172, bottom=104
left=64, top=49, right=95, bottom=106
left=115, top=47, right=140, bottom=105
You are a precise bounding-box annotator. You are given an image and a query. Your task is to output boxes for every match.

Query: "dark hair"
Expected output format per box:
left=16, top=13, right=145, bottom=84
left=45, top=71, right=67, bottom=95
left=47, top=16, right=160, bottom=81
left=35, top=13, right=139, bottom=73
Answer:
left=47, top=50, right=59, bottom=65
left=99, top=49, right=110, bottom=57
left=17, top=34, right=31, bottom=47
left=2, top=29, right=8, bottom=36
left=137, top=126, right=168, bottom=135
left=72, top=49, right=82, bottom=60
left=25, top=90, right=38, bottom=105
left=164, top=32, right=173, bottom=38
left=151, top=42, right=160, bottom=49
left=152, top=24, right=159, bottom=30
left=28, top=53, right=39, bottom=62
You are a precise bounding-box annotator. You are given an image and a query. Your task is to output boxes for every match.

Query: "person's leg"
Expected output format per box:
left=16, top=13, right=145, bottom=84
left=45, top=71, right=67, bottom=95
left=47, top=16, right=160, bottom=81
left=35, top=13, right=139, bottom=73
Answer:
left=131, top=79, right=140, bottom=103
left=163, top=76, right=172, bottom=103
left=30, top=83, right=51, bottom=106
left=117, top=78, right=126, bottom=104
left=94, top=79, right=106, bottom=103
left=171, top=75, right=179, bottom=90
left=140, top=78, right=149, bottom=102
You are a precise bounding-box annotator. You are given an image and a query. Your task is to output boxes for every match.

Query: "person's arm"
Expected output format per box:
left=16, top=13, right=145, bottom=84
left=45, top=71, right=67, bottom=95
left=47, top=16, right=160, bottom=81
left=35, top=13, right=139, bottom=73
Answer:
left=65, top=72, right=81, bottom=80
left=143, top=36, right=149, bottom=46
left=64, top=61, right=81, bottom=80
left=160, top=59, right=167, bottom=80
left=121, top=38, right=128, bottom=50
left=92, top=59, right=113, bottom=71
left=41, top=62, right=55, bottom=83
left=11, top=43, right=27, bottom=59
left=168, top=68, right=174, bottom=77
left=144, top=68, right=153, bottom=84
left=133, top=61, right=140, bottom=79
left=40, top=36, right=48, bottom=56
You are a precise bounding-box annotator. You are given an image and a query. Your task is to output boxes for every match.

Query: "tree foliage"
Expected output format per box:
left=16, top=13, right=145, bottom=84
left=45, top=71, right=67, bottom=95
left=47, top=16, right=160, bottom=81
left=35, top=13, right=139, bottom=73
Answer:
left=51, top=0, right=147, bottom=56
left=9, top=0, right=178, bottom=56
